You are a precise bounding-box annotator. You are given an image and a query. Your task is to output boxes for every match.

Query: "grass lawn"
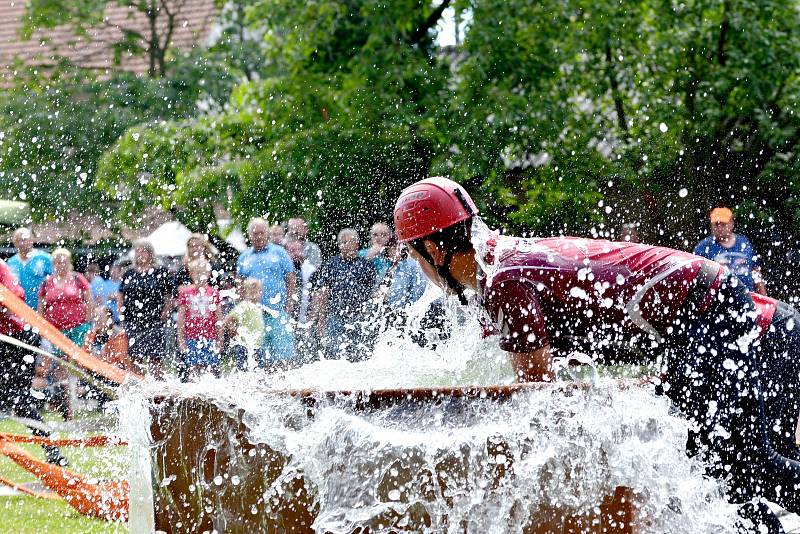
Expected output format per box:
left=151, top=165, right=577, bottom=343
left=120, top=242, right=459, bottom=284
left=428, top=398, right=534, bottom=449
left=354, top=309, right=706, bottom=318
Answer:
left=0, top=496, right=126, bottom=533
left=0, top=413, right=128, bottom=533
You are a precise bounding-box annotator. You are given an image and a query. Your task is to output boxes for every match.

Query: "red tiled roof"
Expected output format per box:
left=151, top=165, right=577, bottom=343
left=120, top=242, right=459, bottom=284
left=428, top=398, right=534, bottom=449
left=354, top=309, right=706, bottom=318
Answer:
left=0, top=0, right=219, bottom=79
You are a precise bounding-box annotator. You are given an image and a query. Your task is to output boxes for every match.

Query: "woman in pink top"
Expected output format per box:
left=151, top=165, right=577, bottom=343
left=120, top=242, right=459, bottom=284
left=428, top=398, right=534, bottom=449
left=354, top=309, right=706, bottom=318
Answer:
left=36, top=248, right=93, bottom=420
left=38, top=248, right=93, bottom=339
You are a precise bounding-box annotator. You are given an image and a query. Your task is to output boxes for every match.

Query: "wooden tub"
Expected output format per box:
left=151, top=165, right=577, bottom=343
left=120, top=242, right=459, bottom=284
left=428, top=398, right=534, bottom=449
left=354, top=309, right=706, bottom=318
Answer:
left=147, top=384, right=641, bottom=533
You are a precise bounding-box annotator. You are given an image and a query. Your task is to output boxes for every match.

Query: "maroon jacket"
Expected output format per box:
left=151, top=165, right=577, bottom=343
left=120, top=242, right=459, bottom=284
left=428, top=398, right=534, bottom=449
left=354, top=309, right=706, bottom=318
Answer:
left=479, top=236, right=725, bottom=353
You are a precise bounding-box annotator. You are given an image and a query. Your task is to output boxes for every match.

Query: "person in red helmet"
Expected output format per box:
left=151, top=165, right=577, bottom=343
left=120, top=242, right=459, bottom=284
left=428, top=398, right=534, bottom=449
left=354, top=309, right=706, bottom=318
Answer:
left=394, top=177, right=800, bottom=529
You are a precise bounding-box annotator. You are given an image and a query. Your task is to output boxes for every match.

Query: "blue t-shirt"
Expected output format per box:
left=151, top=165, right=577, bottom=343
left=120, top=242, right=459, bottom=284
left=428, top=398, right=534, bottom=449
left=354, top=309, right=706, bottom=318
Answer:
left=358, top=248, right=392, bottom=281
left=388, top=258, right=427, bottom=309
left=91, top=277, right=121, bottom=322
left=7, top=249, right=52, bottom=309
left=694, top=234, right=761, bottom=291
left=237, top=245, right=295, bottom=310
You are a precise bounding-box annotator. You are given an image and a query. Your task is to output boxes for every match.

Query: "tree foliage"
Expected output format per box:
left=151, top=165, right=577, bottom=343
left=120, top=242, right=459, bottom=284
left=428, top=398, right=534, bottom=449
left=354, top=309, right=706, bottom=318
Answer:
left=0, top=59, right=236, bottom=219
left=97, top=0, right=450, bottom=234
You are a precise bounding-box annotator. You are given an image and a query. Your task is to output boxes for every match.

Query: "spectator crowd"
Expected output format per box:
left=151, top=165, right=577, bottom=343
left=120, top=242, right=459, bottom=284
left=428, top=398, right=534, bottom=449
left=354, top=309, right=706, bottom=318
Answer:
left=1, top=217, right=433, bottom=390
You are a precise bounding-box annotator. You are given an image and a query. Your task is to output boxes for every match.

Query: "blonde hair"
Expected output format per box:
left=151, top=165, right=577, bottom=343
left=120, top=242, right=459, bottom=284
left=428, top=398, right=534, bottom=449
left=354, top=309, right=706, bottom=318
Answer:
left=186, top=233, right=217, bottom=259
left=51, top=247, right=72, bottom=262
left=12, top=228, right=32, bottom=240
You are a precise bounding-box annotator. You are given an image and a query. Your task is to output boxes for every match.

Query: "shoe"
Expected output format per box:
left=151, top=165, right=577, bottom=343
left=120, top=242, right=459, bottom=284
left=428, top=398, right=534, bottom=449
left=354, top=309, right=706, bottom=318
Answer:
left=44, top=446, right=69, bottom=467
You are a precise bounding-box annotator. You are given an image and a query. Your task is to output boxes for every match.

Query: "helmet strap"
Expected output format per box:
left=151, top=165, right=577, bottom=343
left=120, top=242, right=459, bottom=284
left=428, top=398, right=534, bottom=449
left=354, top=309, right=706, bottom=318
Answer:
left=413, top=244, right=469, bottom=305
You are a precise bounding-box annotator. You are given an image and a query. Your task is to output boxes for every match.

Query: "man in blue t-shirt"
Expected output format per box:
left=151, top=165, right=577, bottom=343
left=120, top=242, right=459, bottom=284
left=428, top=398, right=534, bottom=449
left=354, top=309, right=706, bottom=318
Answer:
left=316, top=228, right=377, bottom=361
left=694, top=206, right=766, bottom=294
left=237, top=218, right=297, bottom=363
left=7, top=228, right=52, bottom=310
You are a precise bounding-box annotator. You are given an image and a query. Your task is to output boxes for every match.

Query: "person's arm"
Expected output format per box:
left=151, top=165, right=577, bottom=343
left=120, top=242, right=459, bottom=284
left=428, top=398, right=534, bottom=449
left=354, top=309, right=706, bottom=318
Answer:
left=79, top=275, right=94, bottom=321
left=113, top=332, right=133, bottom=372
left=285, top=272, right=297, bottom=316
left=116, top=292, right=125, bottom=324
left=162, top=296, right=175, bottom=321
left=83, top=286, right=94, bottom=321
left=508, top=345, right=554, bottom=383
left=224, top=313, right=238, bottom=337
left=214, top=293, right=223, bottom=341
left=161, top=270, right=177, bottom=321
left=313, top=288, right=329, bottom=338
left=176, top=305, right=187, bottom=353
left=37, top=281, right=47, bottom=316
left=484, top=277, right=551, bottom=382
left=308, top=244, right=322, bottom=270
left=235, top=254, right=247, bottom=283
left=753, top=267, right=767, bottom=296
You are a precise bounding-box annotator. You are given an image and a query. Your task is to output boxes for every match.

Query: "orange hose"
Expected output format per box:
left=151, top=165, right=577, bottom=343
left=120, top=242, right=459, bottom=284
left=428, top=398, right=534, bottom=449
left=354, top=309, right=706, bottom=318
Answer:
left=0, top=284, right=137, bottom=385
left=0, top=433, right=127, bottom=447
left=0, top=438, right=128, bottom=521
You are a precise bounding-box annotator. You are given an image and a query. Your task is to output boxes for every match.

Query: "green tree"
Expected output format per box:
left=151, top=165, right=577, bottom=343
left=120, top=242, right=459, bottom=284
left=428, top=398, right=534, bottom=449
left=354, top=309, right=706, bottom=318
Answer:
left=97, top=0, right=453, bottom=235
left=0, top=58, right=236, bottom=220
left=449, top=0, right=800, bottom=252
left=95, top=0, right=800, bottom=297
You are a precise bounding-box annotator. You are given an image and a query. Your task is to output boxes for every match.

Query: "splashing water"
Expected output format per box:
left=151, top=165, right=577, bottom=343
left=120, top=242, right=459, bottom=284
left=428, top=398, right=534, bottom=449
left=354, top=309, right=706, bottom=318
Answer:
left=120, top=296, right=739, bottom=533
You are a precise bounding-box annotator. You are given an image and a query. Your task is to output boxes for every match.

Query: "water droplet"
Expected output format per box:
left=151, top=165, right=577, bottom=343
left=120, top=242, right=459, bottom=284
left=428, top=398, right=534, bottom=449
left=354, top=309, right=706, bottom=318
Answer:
left=678, top=188, right=688, bottom=198
left=569, top=287, right=588, bottom=299
left=388, top=489, right=401, bottom=501
left=213, top=475, right=224, bottom=486
left=659, top=122, right=668, bottom=133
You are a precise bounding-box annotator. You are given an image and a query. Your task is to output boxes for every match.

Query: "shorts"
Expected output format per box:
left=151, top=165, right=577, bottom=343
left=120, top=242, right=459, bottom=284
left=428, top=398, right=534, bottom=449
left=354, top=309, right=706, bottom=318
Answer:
left=185, top=339, right=219, bottom=367
left=63, top=323, right=91, bottom=347
left=228, top=344, right=266, bottom=370
left=49, top=323, right=91, bottom=357
left=263, top=311, right=295, bottom=362
left=127, top=327, right=167, bottom=366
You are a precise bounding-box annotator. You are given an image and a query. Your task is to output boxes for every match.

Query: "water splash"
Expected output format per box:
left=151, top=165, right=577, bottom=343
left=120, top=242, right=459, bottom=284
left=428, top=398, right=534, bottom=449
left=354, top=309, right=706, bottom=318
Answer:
left=121, top=306, right=739, bottom=532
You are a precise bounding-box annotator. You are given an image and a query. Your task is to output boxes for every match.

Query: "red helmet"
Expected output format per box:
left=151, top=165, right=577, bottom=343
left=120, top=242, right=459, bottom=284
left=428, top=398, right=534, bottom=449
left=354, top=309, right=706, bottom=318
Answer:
left=394, top=177, right=479, bottom=243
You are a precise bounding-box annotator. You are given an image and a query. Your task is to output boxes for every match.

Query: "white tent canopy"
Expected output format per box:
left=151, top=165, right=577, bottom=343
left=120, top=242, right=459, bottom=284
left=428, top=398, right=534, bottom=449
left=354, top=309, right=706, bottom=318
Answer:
left=146, top=219, right=247, bottom=257
left=147, top=221, right=193, bottom=257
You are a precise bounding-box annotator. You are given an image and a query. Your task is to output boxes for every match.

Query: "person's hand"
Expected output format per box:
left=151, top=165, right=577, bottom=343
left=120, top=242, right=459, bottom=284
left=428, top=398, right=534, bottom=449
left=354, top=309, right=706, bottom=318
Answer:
left=32, top=376, right=47, bottom=390
left=374, top=286, right=389, bottom=303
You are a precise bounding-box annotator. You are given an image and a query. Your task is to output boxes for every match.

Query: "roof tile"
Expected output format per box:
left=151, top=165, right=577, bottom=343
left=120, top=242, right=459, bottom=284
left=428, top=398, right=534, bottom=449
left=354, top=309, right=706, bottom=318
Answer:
left=0, top=0, right=219, bottom=78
